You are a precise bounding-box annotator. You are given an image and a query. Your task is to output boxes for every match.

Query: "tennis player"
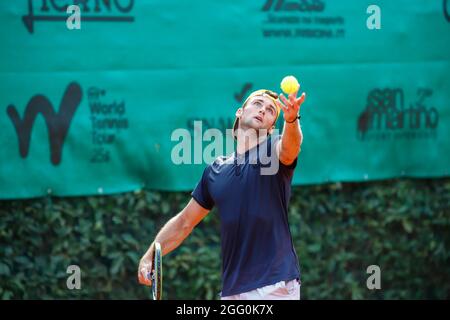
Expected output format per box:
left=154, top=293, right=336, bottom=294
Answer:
left=138, top=87, right=305, bottom=300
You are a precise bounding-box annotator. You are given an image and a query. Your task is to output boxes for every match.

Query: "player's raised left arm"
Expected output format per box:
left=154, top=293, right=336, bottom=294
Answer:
left=276, top=89, right=306, bottom=166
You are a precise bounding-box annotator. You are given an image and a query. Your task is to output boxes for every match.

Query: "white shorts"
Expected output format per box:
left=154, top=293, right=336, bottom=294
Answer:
left=221, top=279, right=300, bottom=300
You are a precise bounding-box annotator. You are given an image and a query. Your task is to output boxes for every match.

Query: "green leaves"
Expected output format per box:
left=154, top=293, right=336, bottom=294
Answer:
left=0, top=178, right=449, bottom=299
left=402, top=219, right=414, bottom=233
left=0, top=262, right=11, bottom=276
left=289, top=177, right=450, bottom=300
left=110, top=256, right=124, bottom=275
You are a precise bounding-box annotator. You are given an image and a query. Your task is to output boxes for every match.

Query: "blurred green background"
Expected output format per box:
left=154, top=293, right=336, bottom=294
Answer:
left=1, top=178, right=449, bottom=299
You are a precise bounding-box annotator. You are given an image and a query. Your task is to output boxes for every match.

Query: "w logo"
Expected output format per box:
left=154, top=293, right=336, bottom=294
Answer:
left=6, top=82, right=82, bottom=165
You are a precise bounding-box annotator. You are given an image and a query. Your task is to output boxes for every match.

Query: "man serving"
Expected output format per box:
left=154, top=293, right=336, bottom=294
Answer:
left=139, top=78, right=306, bottom=300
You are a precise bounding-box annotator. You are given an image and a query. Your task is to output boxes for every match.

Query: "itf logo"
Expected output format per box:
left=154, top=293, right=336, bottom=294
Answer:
left=6, top=82, right=83, bottom=165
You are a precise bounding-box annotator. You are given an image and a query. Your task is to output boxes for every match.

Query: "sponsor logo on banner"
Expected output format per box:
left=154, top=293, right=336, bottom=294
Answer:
left=87, top=87, right=129, bottom=163
left=261, top=0, right=346, bottom=39
left=6, top=82, right=129, bottom=165
left=6, top=82, right=83, bottom=165
left=186, top=83, right=253, bottom=136
left=22, top=0, right=135, bottom=33
left=357, top=88, right=439, bottom=141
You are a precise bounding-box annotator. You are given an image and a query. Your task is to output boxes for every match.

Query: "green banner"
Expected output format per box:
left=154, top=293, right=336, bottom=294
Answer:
left=1, top=0, right=449, bottom=199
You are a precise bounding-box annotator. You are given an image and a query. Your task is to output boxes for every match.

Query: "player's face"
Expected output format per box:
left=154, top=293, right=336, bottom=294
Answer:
left=240, top=96, right=278, bottom=133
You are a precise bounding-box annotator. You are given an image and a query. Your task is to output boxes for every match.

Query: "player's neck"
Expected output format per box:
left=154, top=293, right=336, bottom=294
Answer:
left=235, top=129, right=268, bottom=155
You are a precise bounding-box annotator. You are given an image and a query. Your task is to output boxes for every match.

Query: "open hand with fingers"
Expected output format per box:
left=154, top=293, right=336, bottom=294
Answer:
left=277, top=88, right=306, bottom=123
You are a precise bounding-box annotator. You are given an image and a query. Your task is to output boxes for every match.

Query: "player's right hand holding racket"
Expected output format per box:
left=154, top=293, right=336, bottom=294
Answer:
left=138, top=242, right=163, bottom=300
left=138, top=243, right=155, bottom=286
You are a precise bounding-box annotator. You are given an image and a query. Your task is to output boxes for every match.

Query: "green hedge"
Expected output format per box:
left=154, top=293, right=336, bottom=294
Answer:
left=0, top=178, right=449, bottom=299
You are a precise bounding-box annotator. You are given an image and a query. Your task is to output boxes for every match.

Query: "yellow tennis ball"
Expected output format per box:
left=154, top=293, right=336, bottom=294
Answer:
left=280, top=76, right=300, bottom=95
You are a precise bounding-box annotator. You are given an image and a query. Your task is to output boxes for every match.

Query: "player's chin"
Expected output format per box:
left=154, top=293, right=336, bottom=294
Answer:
left=251, top=119, right=266, bottom=128
left=255, top=122, right=272, bottom=132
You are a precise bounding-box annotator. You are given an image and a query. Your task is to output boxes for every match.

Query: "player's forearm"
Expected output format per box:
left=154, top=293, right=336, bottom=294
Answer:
left=280, top=119, right=303, bottom=162
left=144, top=213, right=193, bottom=258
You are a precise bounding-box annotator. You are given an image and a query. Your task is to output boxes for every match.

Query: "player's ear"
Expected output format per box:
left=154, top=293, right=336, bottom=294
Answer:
left=268, top=125, right=275, bottom=135
left=235, top=107, right=243, bottom=118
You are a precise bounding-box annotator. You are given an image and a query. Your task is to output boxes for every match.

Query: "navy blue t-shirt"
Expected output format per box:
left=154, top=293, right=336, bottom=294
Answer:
left=191, top=134, right=301, bottom=297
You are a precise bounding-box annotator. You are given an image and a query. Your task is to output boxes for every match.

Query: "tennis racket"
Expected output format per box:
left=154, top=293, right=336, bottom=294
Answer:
left=151, top=242, right=162, bottom=300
